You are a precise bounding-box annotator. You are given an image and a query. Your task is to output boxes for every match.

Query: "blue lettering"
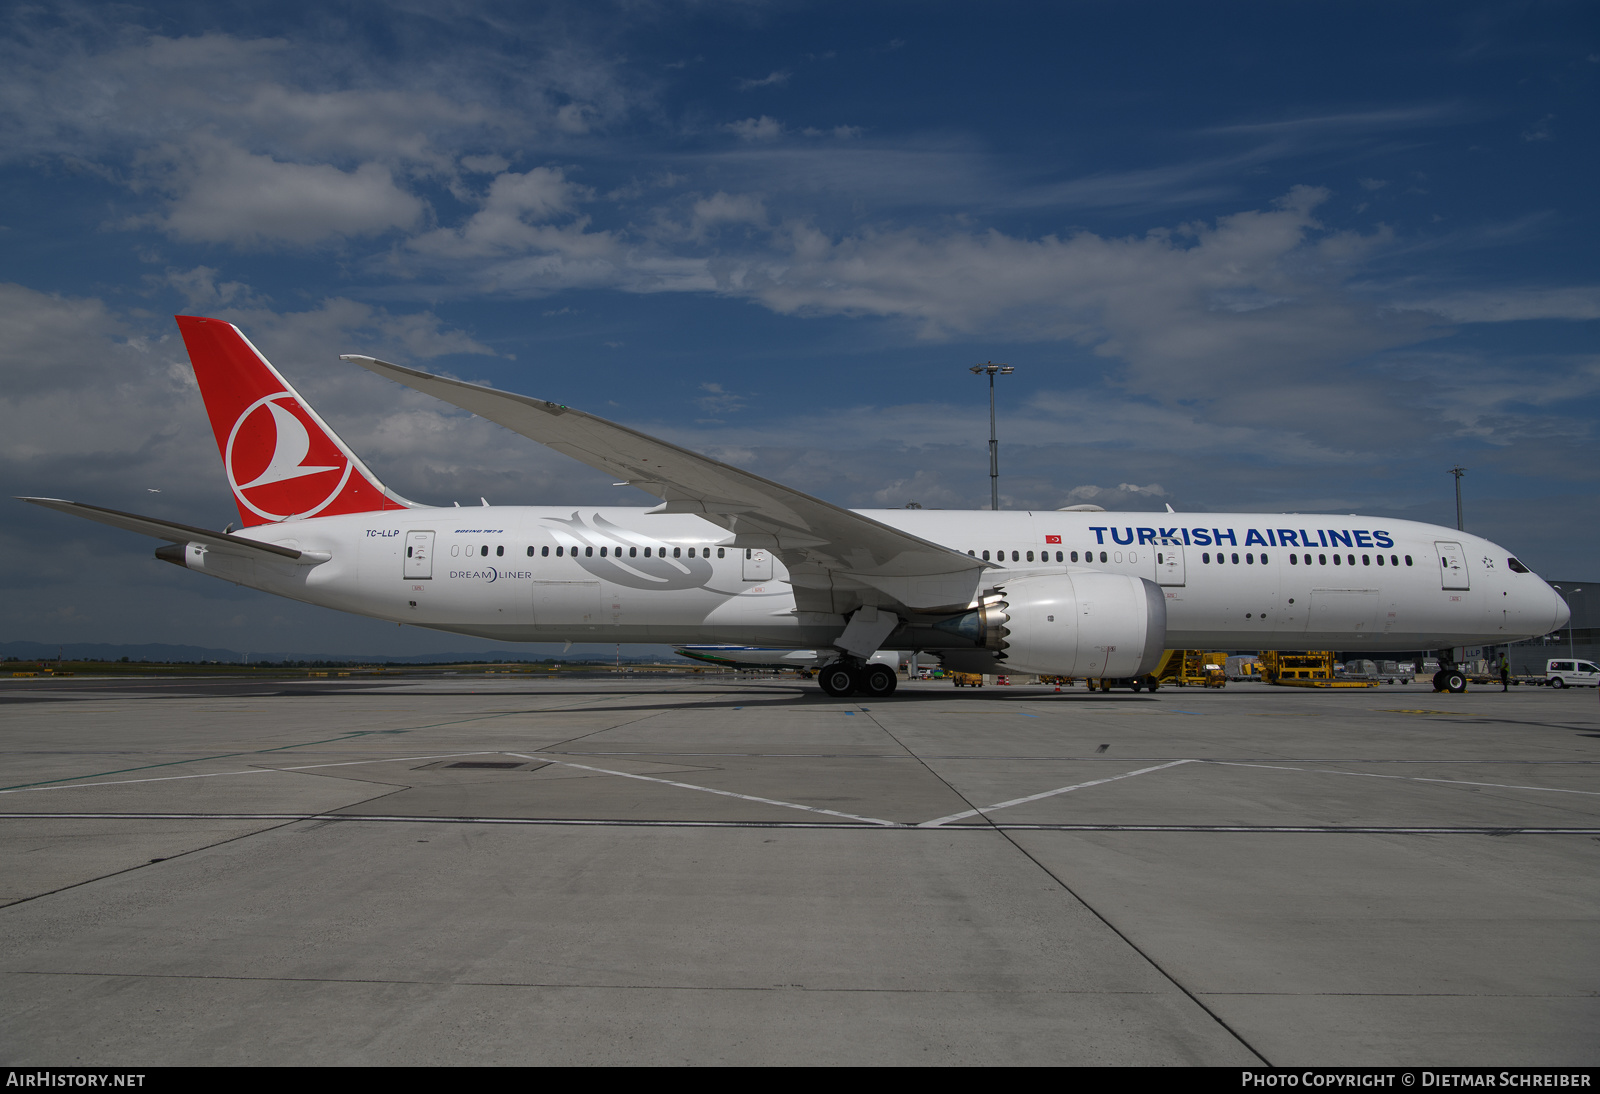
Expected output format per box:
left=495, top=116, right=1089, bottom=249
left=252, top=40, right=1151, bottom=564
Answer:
left=1191, top=528, right=1211, bottom=546
left=1090, top=526, right=1108, bottom=544
left=1278, top=529, right=1300, bottom=547
left=1181, top=528, right=1190, bottom=545
left=1244, top=529, right=1267, bottom=547
left=1353, top=530, right=1374, bottom=548
left=1317, top=530, right=1328, bottom=547
left=1374, top=530, right=1394, bottom=549
left=1158, top=526, right=1179, bottom=543
left=1213, top=528, right=1237, bottom=546
left=1112, top=527, right=1135, bottom=545
left=1267, top=529, right=1277, bottom=546
left=1327, top=529, right=1352, bottom=548
left=1136, top=527, right=1157, bottom=545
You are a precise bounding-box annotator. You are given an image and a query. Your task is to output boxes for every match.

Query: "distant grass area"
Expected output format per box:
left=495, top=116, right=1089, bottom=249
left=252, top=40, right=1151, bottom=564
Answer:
left=3, top=659, right=723, bottom=679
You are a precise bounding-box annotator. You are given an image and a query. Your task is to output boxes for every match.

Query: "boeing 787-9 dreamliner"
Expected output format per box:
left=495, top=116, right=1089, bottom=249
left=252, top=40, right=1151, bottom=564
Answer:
left=23, top=316, right=1571, bottom=698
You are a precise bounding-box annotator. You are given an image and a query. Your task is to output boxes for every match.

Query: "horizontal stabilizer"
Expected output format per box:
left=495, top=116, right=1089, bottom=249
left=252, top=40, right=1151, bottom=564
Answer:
left=19, top=498, right=307, bottom=560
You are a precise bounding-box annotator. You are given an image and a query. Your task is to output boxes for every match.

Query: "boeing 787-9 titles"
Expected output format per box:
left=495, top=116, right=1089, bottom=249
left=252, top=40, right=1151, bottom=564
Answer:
left=23, top=316, right=1571, bottom=697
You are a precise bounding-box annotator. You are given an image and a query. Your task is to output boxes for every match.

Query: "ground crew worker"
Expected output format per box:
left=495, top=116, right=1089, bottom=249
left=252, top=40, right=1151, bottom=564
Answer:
left=1501, top=655, right=1510, bottom=692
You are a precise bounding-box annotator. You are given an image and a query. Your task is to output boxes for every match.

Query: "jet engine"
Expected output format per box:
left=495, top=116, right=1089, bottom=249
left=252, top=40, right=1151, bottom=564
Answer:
left=933, top=571, right=1166, bottom=678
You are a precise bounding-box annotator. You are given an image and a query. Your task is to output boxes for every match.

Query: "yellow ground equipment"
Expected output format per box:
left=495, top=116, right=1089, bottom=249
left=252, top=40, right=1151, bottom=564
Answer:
left=1258, top=651, right=1376, bottom=688
left=950, top=672, right=984, bottom=687
left=1153, top=650, right=1229, bottom=688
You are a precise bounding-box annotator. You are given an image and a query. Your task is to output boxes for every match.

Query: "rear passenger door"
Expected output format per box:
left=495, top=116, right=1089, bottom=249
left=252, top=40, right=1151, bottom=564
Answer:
left=404, top=531, right=434, bottom=579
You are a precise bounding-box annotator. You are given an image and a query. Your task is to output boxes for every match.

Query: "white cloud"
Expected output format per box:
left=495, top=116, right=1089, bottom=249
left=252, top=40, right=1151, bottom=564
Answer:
left=1396, top=287, right=1600, bottom=323
left=410, top=167, right=591, bottom=259
left=689, top=191, right=768, bottom=238
left=149, top=141, right=425, bottom=246
left=725, top=116, right=784, bottom=142
left=737, top=71, right=791, bottom=90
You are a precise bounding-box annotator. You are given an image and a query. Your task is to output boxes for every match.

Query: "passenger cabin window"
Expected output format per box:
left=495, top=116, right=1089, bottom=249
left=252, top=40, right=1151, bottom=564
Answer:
left=673, top=547, right=681, bottom=558
left=497, top=545, right=504, bottom=557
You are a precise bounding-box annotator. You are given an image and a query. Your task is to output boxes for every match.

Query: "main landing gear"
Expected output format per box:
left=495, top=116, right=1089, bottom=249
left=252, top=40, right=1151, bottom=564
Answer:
left=817, top=661, right=898, bottom=698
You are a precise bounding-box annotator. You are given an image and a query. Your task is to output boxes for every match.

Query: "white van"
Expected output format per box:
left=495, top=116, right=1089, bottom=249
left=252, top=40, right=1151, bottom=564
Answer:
left=1546, top=659, right=1600, bottom=688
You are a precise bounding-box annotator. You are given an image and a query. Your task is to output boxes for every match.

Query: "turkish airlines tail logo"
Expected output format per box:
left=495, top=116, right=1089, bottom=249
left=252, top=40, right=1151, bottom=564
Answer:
left=176, top=316, right=409, bottom=527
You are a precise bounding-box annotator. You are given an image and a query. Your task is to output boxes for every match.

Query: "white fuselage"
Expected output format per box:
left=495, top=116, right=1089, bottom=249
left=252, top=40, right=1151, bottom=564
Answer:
left=189, top=507, right=1569, bottom=654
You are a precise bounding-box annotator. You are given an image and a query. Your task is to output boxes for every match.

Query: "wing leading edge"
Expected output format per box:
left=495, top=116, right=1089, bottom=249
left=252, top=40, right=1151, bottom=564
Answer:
left=341, top=355, right=990, bottom=614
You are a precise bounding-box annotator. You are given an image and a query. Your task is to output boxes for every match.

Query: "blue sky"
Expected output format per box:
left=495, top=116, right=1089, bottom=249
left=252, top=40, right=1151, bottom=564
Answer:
left=2, top=1, right=1596, bottom=656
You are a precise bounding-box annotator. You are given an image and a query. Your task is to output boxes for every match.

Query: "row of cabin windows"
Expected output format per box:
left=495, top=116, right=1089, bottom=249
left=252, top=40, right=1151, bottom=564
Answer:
left=449, top=543, right=726, bottom=559
left=966, top=549, right=1124, bottom=564
left=1288, top=552, right=1411, bottom=567
left=955, top=548, right=1418, bottom=570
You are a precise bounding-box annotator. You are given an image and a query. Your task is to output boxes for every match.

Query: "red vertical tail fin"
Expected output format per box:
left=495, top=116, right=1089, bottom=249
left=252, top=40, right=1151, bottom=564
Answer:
left=176, top=316, right=415, bottom=527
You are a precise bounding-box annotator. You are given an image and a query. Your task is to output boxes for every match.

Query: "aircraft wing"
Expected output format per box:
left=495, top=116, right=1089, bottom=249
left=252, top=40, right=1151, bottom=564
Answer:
left=343, top=356, right=991, bottom=613
left=19, top=498, right=309, bottom=560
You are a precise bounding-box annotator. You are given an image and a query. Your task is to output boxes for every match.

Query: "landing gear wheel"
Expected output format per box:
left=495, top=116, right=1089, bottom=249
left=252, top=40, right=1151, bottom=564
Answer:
left=1444, top=671, right=1467, bottom=694
left=818, top=664, right=859, bottom=697
left=1130, top=679, right=1143, bottom=692
left=860, top=664, right=898, bottom=697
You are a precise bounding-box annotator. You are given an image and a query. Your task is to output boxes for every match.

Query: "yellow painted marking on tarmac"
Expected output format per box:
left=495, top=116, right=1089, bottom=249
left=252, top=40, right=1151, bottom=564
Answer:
left=1383, top=709, right=1483, bottom=716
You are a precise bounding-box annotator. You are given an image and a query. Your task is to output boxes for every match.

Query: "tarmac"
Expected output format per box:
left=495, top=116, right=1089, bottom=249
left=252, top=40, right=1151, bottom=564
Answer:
left=1, top=672, right=1597, bottom=1066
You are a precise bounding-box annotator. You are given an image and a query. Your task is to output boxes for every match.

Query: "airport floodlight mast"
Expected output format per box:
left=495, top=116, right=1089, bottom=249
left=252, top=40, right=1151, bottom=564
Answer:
left=1450, top=465, right=1466, bottom=531
left=969, top=362, right=1014, bottom=510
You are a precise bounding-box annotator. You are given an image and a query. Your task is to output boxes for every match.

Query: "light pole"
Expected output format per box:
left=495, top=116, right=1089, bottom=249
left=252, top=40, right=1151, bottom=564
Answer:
left=1450, top=465, right=1466, bottom=531
left=970, top=362, right=1014, bottom=510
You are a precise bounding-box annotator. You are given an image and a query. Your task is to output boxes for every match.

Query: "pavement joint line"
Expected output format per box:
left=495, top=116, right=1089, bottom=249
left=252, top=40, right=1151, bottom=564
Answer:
left=0, top=752, right=504, bottom=795
left=0, top=731, right=378, bottom=792
left=917, top=760, right=1199, bottom=827
left=4, top=814, right=1599, bottom=834
left=0, top=969, right=1177, bottom=994
left=1205, top=760, right=1600, bottom=797
left=504, top=752, right=902, bottom=826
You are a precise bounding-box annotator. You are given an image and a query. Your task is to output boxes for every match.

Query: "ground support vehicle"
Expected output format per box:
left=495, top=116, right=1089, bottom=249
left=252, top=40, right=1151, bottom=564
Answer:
left=1260, top=651, right=1377, bottom=689
left=1341, top=659, right=1415, bottom=685
left=1545, top=659, right=1600, bottom=688
left=1153, top=650, right=1227, bottom=688
left=951, top=672, right=984, bottom=688
left=1088, top=675, right=1161, bottom=692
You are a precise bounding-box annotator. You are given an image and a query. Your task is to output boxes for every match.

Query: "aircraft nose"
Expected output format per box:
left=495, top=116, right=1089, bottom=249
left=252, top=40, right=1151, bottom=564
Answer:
left=1547, top=582, right=1572, bottom=634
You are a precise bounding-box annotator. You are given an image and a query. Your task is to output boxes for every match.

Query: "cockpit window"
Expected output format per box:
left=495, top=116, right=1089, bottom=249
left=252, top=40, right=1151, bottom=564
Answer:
left=1507, top=557, right=1530, bottom=573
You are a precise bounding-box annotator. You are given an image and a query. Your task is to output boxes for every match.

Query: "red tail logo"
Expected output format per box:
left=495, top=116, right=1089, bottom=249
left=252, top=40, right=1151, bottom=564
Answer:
left=176, top=316, right=409, bottom=526
left=225, top=392, right=353, bottom=521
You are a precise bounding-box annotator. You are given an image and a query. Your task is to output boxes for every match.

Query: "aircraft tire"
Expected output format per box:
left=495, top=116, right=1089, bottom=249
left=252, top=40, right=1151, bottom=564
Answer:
left=1444, top=671, right=1467, bottom=694
left=860, top=664, right=897, bottom=697
left=818, top=664, right=858, bottom=697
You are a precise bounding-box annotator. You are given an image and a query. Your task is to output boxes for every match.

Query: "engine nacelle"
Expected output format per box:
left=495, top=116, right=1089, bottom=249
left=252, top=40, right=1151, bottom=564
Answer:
left=936, top=571, right=1166, bottom=678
